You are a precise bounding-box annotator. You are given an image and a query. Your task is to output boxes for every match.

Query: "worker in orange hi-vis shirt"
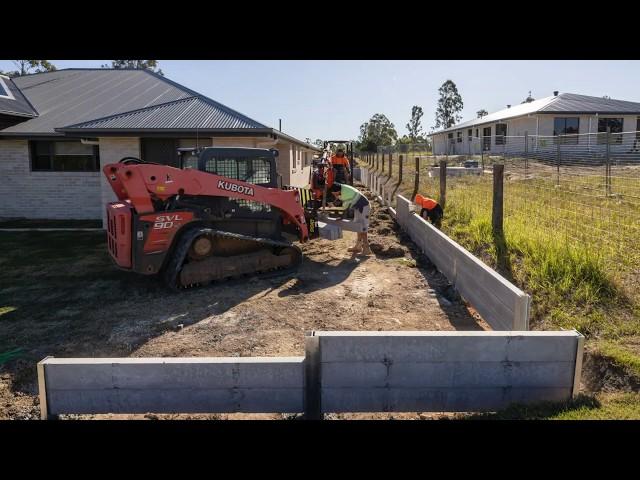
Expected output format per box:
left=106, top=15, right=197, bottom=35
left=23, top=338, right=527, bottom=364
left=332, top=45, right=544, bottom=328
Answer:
left=415, top=193, right=444, bottom=229
left=330, top=149, right=351, bottom=184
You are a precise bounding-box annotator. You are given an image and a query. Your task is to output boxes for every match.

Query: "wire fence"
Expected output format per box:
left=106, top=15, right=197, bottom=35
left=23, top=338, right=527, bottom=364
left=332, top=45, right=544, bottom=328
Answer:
left=357, top=131, right=640, bottom=277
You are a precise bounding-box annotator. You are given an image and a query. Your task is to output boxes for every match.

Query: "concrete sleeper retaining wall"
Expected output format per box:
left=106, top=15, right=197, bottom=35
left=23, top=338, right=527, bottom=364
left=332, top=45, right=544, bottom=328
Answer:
left=38, top=330, right=583, bottom=418
left=396, top=195, right=530, bottom=330
left=358, top=165, right=530, bottom=331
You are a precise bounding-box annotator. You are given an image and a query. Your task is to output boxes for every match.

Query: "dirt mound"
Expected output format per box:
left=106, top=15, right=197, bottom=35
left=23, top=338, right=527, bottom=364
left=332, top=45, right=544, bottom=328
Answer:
left=581, top=349, right=640, bottom=393
left=369, top=239, right=407, bottom=258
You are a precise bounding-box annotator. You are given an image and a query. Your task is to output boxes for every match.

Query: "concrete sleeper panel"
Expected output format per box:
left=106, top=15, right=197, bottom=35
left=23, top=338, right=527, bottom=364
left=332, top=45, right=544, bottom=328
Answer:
left=317, top=332, right=580, bottom=363
left=321, top=386, right=572, bottom=413
left=321, top=361, right=575, bottom=389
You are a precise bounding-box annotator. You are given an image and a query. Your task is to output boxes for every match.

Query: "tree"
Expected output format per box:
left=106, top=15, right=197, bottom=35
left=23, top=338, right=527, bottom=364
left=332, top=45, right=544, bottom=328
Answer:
left=358, top=113, right=398, bottom=151
left=102, top=60, right=163, bottom=75
left=521, top=91, right=535, bottom=103
left=314, top=139, right=324, bottom=148
left=406, top=105, right=424, bottom=143
left=6, top=60, right=56, bottom=77
left=434, top=80, right=464, bottom=130
left=476, top=109, right=488, bottom=118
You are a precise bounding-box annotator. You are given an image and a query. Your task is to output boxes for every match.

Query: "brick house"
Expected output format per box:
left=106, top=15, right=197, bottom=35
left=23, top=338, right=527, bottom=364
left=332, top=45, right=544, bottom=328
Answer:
left=0, top=69, right=319, bottom=225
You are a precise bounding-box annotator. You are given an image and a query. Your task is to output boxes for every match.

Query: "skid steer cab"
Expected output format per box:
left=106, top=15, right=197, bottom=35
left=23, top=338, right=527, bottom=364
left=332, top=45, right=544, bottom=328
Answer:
left=103, top=147, right=323, bottom=289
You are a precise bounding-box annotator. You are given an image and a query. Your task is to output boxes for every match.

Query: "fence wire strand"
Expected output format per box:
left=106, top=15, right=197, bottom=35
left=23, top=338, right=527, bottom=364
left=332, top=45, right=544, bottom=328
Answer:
left=359, top=131, right=640, bottom=275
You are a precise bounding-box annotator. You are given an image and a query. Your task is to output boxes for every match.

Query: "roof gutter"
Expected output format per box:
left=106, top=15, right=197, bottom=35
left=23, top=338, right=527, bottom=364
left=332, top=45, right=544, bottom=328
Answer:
left=50, top=126, right=321, bottom=152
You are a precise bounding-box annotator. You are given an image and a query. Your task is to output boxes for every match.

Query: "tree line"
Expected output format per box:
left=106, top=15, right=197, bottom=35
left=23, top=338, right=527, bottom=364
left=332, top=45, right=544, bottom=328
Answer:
left=0, top=60, right=163, bottom=77
left=353, top=80, right=536, bottom=152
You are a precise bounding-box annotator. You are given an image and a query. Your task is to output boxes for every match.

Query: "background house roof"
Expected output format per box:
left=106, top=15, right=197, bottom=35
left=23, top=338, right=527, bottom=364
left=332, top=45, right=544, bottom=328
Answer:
left=0, top=76, right=38, bottom=118
left=537, top=93, right=640, bottom=114
left=432, top=96, right=557, bottom=134
left=431, top=93, right=640, bottom=135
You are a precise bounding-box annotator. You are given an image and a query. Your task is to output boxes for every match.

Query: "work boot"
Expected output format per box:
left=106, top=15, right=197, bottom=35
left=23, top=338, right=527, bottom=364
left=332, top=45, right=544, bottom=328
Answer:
left=348, top=237, right=363, bottom=253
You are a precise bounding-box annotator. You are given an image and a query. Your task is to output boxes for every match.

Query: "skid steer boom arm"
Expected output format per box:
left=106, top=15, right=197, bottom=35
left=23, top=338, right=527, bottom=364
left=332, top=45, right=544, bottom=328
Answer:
left=104, top=162, right=309, bottom=242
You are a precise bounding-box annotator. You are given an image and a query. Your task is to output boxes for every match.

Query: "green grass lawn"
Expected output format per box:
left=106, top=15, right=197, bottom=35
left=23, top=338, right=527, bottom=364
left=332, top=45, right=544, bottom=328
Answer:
left=0, top=231, right=161, bottom=364
left=466, top=392, right=640, bottom=420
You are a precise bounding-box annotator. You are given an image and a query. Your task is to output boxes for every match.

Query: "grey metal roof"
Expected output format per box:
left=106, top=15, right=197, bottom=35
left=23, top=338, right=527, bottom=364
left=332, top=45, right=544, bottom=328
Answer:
left=537, top=93, right=640, bottom=114
left=1, top=69, right=194, bottom=135
left=431, top=92, right=640, bottom=135
left=0, top=68, right=320, bottom=151
left=432, top=96, right=557, bottom=134
left=59, top=95, right=267, bottom=131
left=0, top=76, right=38, bottom=118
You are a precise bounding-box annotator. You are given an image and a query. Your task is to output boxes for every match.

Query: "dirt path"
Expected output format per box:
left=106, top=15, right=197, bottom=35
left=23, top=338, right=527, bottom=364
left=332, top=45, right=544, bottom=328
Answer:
left=0, top=192, right=487, bottom=420
left=129, top=195, right=486, bottom=360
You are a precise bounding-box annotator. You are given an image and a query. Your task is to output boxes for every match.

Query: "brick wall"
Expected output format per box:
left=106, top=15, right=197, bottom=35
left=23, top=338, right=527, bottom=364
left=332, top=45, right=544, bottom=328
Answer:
left=0, top=139, right=102, bottom=220
left=99, top=137, right=141, bottom=227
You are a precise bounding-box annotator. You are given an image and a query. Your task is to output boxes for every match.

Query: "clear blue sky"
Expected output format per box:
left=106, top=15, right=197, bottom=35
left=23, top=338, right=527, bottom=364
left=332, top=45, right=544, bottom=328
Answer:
left=3, top=60, right=640, bottom=141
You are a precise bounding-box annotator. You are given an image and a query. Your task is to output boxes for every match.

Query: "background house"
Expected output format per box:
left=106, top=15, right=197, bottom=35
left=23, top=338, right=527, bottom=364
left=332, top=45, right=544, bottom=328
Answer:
left=430, top=91, right=640, bottom=155
left=0, top=69, right=319, bottom=224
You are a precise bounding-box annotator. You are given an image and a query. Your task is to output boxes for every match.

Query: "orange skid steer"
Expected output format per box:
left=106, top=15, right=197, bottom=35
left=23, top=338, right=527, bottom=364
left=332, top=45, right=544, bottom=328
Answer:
left=104, top=147, right=320, bottom=290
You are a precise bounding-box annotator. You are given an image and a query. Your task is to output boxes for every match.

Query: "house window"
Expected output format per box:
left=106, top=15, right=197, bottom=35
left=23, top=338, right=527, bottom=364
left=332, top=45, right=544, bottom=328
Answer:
left=447, top=133, right=454, bottom=142
left=30, top=140, right=100, bottom=172
left=597, top=117, right=624, bottom=144
left=495, top=123, right=507, bottom=145
left=468, top=129, right=473, bottom=141
left=456, top=131, right=462, bottom=143
left=0, top=77, right=14, bottom=99
left=482, top=127, right=491, bottom=151
left=553, top=117, right=580, bottom=144
left=475, top=129, right=479, bottom=138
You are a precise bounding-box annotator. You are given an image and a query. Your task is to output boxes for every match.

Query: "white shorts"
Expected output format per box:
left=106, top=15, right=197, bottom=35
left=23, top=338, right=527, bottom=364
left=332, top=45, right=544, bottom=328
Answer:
left=318, top=205, right=370, bottom=233
left=353, top=205, right=370, bottom=232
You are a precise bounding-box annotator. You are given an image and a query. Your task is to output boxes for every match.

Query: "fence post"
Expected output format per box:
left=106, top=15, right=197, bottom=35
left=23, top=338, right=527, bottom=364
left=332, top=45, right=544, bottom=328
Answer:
left=492, top=164, right=504, bottom=234
left=398, top=154, right=403, bottom=184
left=382, top=152, right=386, bottom=174
left=388, top=152, right=393, bottom=178
left=376, top=153, right=379, bottom=171
left=439, top=159, right=447, bottom=210
left=412, top=157, right=420, bottom=200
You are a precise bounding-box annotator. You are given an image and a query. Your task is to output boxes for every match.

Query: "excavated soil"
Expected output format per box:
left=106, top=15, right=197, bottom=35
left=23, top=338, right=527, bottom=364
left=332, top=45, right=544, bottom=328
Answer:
left=1, top=189, right=488, bottom=420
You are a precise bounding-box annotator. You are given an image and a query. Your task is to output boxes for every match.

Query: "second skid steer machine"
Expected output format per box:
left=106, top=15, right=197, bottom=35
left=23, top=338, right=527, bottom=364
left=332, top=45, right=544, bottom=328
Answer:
left=104, top=147, right=319, bottom=290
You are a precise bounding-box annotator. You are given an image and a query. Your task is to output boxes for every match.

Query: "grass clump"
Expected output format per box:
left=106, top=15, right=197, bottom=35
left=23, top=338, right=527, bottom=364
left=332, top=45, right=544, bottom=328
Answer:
left=467, top=393, right=640, bottom=420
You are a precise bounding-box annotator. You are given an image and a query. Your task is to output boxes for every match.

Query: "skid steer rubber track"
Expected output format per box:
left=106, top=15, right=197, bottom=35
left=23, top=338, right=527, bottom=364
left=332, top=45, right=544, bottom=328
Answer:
left=163, top=227, right=303, bottom=291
